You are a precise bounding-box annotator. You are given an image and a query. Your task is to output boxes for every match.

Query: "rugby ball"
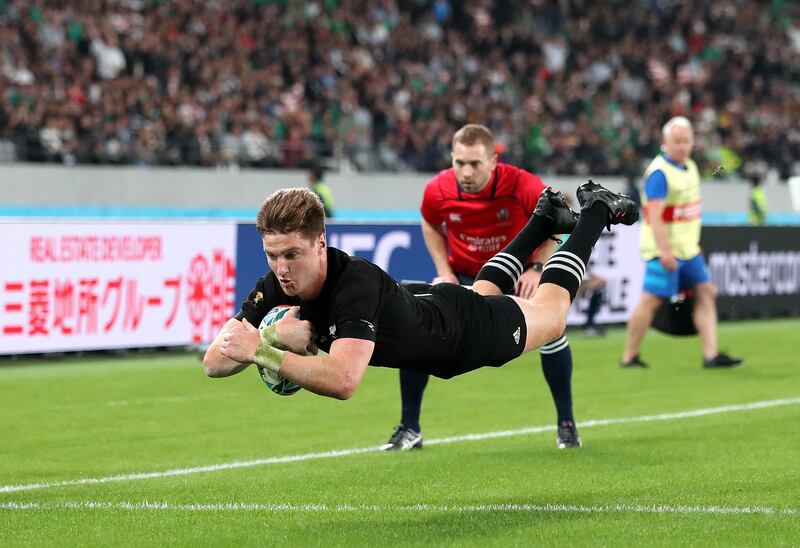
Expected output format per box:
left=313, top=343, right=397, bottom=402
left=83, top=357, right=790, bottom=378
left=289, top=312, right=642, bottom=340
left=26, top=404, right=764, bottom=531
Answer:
left=256, top=306, right=302, bottom=396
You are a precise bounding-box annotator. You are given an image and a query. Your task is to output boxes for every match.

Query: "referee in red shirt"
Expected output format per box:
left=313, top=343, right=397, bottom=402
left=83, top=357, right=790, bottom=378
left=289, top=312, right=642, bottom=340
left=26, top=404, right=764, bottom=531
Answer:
left=380, top=124, right=581, bottom=451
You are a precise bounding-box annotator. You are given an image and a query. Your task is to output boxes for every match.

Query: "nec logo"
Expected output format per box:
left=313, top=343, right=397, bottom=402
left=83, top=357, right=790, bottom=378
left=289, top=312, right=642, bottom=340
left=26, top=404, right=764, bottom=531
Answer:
left=327, top=231, right=411, bottom=271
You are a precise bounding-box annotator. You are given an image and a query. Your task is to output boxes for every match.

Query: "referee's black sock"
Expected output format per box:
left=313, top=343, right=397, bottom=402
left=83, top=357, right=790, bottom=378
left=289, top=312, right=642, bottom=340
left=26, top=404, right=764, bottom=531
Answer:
left=473, top=214, right=555, bottom=293
left=539, top=335, right=574, bottom=425
left=539, top=203, right=607, bottom=301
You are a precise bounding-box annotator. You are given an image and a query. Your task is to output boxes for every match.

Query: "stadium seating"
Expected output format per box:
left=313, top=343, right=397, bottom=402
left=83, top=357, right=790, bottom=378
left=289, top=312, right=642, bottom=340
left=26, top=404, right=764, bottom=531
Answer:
left=0, top=1, right=798, bottom=179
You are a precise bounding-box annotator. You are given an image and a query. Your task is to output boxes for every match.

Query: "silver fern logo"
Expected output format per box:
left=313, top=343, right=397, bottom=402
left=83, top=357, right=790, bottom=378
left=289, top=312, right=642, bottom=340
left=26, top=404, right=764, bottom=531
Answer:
left=513, top=326, right=521, bottom=345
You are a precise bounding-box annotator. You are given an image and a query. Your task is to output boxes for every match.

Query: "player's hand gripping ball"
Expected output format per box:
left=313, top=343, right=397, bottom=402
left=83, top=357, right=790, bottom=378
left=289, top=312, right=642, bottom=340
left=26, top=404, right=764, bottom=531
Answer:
left=257, top=306, right=302, bottom=396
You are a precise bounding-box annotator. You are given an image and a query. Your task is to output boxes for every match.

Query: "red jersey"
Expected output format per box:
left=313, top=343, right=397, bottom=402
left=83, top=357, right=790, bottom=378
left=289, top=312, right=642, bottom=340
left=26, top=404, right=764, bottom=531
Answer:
left=420, top=163, right=547, bottom=277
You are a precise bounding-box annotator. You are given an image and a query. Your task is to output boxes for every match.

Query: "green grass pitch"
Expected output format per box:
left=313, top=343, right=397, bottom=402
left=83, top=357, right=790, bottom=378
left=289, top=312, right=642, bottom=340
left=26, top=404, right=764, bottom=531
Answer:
left=1, top=319, right=798, bottom=546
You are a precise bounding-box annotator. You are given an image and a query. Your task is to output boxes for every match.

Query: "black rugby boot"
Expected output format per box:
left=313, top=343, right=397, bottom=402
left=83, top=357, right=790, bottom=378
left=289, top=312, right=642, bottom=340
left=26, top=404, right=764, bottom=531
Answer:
left=621, top=354, right=649, bottom=368
left=379, top=425, right=423, bottom=451
left=576, top=180, right=639, bottom=229
left=703, top=352, right=743, bottom=368
left=556, top=421, right=582, bottom=449
left=533, top=187, right=580, bottom=235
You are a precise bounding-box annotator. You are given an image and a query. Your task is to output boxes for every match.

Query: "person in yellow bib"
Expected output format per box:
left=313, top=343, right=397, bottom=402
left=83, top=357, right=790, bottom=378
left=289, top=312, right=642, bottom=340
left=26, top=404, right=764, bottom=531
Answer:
left=308, top=165, right=334, bottom=218
left=748, top=174, right=767, bottom=226
left=621, top=117, right=743, bottom=368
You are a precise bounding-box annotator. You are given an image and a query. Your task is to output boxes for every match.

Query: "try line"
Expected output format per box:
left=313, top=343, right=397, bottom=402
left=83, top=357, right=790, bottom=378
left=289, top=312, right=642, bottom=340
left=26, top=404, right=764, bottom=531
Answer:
left=1, top=396, right=798, bottom=494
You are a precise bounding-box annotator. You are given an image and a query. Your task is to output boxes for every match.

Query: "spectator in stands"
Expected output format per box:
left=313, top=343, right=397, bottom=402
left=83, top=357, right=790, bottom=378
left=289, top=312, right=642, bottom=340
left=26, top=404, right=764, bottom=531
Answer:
left=0, top=0, right=798, bottom=178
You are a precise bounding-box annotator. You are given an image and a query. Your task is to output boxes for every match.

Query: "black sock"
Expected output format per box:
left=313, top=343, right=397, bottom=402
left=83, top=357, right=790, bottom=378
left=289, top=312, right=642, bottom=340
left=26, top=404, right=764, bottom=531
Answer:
left=584, top=289, right=604, bottom=328
left=540, top=203, right=606, bottom=301
left=399, top=368, right=428, bottom=432
left=474, top=214, right=554, bottom=293
left=539, top=335, right=574, bottom=425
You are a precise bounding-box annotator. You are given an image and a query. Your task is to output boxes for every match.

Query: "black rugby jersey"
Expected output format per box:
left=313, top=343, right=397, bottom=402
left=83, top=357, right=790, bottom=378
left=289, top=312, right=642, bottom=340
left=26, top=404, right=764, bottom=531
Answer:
left=236, top=247, right=464, bottom=373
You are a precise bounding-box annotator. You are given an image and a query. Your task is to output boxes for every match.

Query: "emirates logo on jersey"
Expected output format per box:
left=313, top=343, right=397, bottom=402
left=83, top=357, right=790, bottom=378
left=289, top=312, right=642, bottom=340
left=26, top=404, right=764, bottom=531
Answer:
left=497, top=208, right=510, bottom=220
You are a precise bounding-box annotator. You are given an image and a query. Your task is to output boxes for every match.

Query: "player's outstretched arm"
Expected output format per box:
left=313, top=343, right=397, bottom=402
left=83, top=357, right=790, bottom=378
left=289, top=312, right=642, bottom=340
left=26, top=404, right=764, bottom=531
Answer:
left=203, top=317, right=259, bottom=377
left=279, top=338, right=374, bottom=400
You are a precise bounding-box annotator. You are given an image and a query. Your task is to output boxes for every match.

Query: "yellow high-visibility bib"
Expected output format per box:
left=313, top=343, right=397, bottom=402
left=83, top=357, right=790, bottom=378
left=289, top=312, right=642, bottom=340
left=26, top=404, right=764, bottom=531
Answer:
left=640, top=155, right=701, bottom=261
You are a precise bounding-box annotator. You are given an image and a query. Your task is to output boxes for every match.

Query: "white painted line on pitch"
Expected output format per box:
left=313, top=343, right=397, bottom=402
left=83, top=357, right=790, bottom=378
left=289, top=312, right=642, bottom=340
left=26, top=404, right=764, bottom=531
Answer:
left=2, top=396, right=799, bottom=494
left=0, top=501, right=796, bottom=516
left=106, top=394, right=209, bottom=407
left=48, top=393, right=221, bottom=412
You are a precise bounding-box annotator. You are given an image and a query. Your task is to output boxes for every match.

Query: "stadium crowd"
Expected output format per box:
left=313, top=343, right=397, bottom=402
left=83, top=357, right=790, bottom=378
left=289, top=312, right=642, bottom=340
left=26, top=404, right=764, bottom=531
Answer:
left=1, top=0, right=799, bottom=177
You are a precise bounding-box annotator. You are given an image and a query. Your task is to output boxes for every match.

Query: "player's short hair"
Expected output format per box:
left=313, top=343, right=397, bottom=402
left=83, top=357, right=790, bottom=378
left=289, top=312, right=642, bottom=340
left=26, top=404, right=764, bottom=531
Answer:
left=662, top=116, right=693, bottom=140
left=256, top=188, right=325, bottom=240
left=452, top=124, right=495, bottom=151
